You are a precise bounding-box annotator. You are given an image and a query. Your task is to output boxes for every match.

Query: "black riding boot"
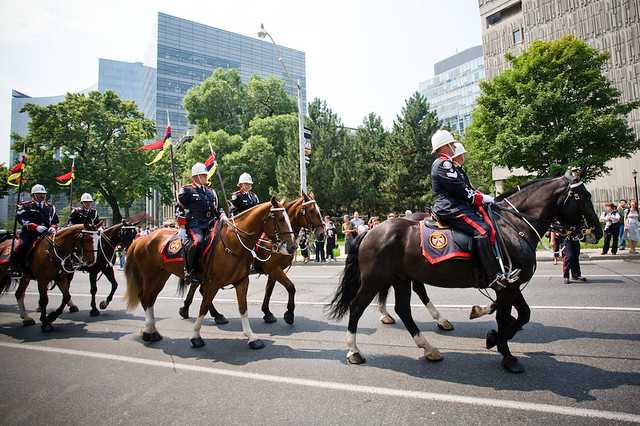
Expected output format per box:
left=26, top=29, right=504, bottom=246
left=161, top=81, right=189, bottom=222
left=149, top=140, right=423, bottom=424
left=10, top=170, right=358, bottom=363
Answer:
left=184, top=241, right=202, bottom=284
left=475, top=236, right=504, bottom=288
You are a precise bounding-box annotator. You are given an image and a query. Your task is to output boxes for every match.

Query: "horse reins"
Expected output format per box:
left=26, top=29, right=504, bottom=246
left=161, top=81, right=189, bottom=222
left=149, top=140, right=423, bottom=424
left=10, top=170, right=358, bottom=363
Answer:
left=49, top=229, right=100, bottom=273
left=227, top=207, right=294, bottom=261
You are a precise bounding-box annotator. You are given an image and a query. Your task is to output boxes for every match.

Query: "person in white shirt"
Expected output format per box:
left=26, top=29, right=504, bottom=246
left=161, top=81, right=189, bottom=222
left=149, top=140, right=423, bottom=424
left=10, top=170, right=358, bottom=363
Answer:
left=601, top=203, right=621, bottom=255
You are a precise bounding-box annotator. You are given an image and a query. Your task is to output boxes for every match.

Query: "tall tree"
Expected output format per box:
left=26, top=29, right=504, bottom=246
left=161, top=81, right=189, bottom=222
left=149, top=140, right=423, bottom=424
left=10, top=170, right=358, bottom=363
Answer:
left=17, top=91, right=167, bottom=222
left=465, top=35, right=640, bottom=181
left=382, top=92, right=439, bottom=211
left=244, top=75, right=297, bottom=123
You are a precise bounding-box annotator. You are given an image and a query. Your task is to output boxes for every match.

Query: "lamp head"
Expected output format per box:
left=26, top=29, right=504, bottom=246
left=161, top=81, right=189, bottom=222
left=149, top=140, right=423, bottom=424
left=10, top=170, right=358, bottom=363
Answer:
left=258, top=23, right=267, bottom=38
left=633, top=169, right=638, bottom=178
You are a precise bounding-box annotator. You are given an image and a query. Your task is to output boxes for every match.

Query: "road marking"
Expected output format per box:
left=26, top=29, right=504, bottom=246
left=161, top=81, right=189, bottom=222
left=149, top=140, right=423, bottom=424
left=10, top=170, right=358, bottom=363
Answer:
left=0, top=341, right=638, bottom=423
left=265, top=274, right=640, bottom=279
left=16, top=292, right=640, bottom=312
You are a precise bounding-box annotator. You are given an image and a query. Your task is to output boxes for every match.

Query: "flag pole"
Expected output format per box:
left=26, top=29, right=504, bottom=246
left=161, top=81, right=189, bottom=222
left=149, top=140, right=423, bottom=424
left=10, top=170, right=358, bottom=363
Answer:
left=166, top=110, right=178, bottom=205
left=208, top=142, right=229, bottom=212
left=68, top=156, right=75, bottom=212
left=9, top=146, right=27, bottom=266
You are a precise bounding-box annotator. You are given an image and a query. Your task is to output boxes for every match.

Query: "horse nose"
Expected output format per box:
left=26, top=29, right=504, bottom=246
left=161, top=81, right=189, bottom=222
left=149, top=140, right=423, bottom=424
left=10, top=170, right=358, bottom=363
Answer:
left=287, top=242, right=297, bottom=255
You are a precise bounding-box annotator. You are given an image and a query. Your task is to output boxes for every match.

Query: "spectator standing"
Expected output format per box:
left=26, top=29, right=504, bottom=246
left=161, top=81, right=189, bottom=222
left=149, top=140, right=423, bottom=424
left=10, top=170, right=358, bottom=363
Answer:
left=314, top=228, right=326, bottom=262
left=548, top=231, right=561, bottom=265
left=299, top=229, right=310, bottom=263
left=350, top=212, right=364, bottom=230
left=601, top=203, right=621, bottom=255
left=118, top=245, right=126, bottom=269
left=625, top=200, right=639, bottom=254
left=559, top=233, right=586, bottom=284
left=387, top=213, right=396, bottom=220
left=342, top=215, right=356, bottom=253
left=325, top=216, right=337, bottom=261
left=618, top=200, right=628, bottom=250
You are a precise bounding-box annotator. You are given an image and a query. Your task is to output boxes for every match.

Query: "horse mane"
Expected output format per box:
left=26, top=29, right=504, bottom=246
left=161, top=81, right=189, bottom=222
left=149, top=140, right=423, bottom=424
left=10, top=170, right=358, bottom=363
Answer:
left=495, top=177, right=556, bottom=201
left=231, top=200, right=273, bottom=222
left=56, top=224, right=85, bottom=237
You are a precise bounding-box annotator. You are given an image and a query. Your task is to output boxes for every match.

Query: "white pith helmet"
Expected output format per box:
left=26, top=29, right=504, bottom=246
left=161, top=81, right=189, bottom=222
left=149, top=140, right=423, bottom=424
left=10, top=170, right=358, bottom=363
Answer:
left=452, top=142, right=467, bottom=158
left=191, top=162, right=208, bottom=177
left=31, top=184, right=47, bottom=194
left=238, top=172, right=253, bottom=185
left=431, top=129, right=456, bottom=154
left=80, top=193, right=93, bottom=202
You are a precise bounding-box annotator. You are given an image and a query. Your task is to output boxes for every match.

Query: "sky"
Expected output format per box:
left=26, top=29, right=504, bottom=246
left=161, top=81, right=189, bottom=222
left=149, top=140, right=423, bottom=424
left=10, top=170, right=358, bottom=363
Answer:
left=0, top=0, right=483, bottom=164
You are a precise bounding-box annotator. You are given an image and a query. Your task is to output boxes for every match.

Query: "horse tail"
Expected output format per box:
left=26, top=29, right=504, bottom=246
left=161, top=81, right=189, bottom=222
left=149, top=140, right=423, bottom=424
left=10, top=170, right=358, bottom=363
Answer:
left=124, top=242, right=142, bottom=311
left=0, top=275, right=14, bottom=295
left=327, top=231, right=367, bottom=320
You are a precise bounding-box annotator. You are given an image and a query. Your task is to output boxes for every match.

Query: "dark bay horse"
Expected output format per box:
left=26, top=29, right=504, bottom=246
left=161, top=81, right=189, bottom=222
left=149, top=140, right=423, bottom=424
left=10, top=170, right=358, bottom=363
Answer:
left=124, top=198, right=296, bottom=349
left=328, top=172, right=601, bottom=373
left=0, top=224, right=100, bottom=330
left=178, top=193, right=324, bottom=324
left=65, top=221, right=139, bottom=316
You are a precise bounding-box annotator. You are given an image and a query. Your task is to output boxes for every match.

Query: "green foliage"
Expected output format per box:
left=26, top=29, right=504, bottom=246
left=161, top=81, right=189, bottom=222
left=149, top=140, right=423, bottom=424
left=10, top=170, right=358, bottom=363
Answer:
left=224, top=135, right=276, bottom=199
left=501, top=174, right=532, bottom=194
left=466, top=36, right=640, bottom=182
left=244, top=75, right=297, bottom=122
left=0, top=163, right=14, bottom=199
left=16, top=91, right=169, bottom=222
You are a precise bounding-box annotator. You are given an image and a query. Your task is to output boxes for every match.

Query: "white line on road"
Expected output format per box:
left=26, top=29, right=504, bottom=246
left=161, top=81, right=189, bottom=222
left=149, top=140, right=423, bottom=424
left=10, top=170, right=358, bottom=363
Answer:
left=269, top=274, right=640, bottom=279
left=0, top=341, right=638, bottom=423
left=18, top=292, right=640, bottom=312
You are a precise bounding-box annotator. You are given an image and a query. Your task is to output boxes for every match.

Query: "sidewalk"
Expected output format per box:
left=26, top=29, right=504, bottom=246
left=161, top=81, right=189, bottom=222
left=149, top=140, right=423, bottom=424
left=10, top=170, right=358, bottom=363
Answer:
left=293, top=248, right=640, bottom=265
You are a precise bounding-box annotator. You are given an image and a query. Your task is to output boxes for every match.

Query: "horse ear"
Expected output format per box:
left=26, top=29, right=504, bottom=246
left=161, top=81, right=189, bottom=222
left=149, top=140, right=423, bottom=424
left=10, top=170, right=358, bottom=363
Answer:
left=578, top=166, right=587, bottom=181
left=302, top=192, right=309, bottom=201
left=97, top=219, right=105, bottom=228
left=270, top=195, right=278, bottom=207
left=309, top=192, right=315, bottom=200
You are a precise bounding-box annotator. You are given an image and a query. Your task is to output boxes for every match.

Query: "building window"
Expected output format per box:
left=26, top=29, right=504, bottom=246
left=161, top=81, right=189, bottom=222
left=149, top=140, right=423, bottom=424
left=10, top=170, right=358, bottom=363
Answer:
left=513, top=28, right=523, bottom=45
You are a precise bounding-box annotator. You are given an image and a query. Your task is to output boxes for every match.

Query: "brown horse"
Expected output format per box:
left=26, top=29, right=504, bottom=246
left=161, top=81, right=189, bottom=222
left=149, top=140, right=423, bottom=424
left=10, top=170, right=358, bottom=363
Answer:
left=124, top=197, right=296, bottom=349
left=0, top=224, right=100, bottom=331
left=328, top=172, right=602, bottom=373
left=178, top=193, right=324, bottom=325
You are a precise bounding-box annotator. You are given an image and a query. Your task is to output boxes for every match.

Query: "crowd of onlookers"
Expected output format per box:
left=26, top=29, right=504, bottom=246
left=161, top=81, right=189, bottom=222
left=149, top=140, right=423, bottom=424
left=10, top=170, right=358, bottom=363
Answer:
left=600, top=199, right=639, bottom=255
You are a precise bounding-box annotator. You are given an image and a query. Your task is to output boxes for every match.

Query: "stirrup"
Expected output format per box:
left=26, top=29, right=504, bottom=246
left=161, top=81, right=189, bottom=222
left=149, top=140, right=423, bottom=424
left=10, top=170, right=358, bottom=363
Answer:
left=505, top=268, right=521, bottom=284
left=489, top=276, right=506, bottom=291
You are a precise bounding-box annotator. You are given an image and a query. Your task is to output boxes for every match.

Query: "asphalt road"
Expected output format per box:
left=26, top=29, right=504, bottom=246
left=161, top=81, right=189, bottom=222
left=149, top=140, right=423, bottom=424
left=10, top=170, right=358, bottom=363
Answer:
left=0, top=259, right=639, bottom=425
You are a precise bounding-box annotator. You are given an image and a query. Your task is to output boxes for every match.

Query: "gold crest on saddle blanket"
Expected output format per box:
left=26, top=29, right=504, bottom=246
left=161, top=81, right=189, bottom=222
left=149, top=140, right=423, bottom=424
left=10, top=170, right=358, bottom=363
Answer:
left=428, top=230, right=448, bottom=250
left=168, top=238, right=182, bottom=255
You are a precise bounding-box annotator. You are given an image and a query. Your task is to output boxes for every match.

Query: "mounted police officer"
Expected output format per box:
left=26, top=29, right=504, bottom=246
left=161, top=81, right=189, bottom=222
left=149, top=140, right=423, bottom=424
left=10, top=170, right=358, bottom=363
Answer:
left=176, top=163, right=229, bottom=284
left=11, top=184, right=59, bottom=274
left=430, top=130, right=518, bottom=287
left=68, top=193, right=101, bottom=226
left=452, top=142, right=472, bottom=187
left=229, top=172, right=259, bottom=216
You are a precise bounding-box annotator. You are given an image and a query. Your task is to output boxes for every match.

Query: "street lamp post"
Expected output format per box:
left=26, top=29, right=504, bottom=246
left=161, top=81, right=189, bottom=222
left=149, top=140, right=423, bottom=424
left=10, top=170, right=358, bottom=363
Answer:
left=258, top=24, right=307, bottom=193
left=633, top=169, right=638, bottom=203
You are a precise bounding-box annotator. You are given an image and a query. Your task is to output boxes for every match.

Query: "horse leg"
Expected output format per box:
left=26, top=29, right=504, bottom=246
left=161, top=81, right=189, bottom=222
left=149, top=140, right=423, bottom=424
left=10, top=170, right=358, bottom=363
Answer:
left=15, top=277, right=35, bottom=326
left=44, top=276, right=72, bottom=328
left=208, top=303, right=228, bottom=325
left=261, top=276, right=278, bottom=323
left=99, top=267, right=118, bottom=310
left=470, top=302, right=497, bottom=319
left=412, top=281, right=453, bottom=331
left=377, top=286, right=395, bottom=325
left=490, top=290, right=524, bottom=373
left=271, top=268, right=296, bottom=325
left=236, top=278, right=264, bottom=349
left=179, top=281, right=198, bottom=319
left=508, top=289, right=531, bottom=338
left=190, top=285, right=219, bottom=348
left=140, top=277, right=166, bottom=343
left=394, top=281, right=442, bottom=362
left=65, top=273, right=79, bottom=313
left=345, top=286, right=379, bottom=364
left=89, top=271, right=100, bottom=316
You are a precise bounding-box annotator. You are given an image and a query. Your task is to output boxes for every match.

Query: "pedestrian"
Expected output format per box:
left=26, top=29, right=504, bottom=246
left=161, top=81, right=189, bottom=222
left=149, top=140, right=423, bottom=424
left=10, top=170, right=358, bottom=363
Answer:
left=548, top=231, right=561, bottom=265
left=342, top=215, right=356, bottom=254
left=118, top=245, right=126, bottom=269
left=325, top=216, right=337, bottom=261
left=387, top=212, right=396, bottom=220
left=618, top=199, right=627, bottom=250
left=299, top=229, right=310, bottom=263
left=560, top=233, right=586, bottom=284
left=350, top=211, right=364, bottom=230
left=405, top=209, right=412, bottom=217
left=368, top=216, right=380, bottom=229
left=601, top=203, right=621, bottom=255
left=625, top=200, right=639, bottom=254
left=314, top=227, right=326, bottom=262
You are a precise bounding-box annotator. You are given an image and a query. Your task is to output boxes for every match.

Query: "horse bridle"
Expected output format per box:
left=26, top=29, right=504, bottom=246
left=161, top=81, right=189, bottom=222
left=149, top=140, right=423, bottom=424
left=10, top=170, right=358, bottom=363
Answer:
left=229, top=206, right=295, bottom=261
left=298, top=199, right=324, bottom=234
left=98, top=225, right=138, bottom=268
left=50, top=228, right=101, bottom=273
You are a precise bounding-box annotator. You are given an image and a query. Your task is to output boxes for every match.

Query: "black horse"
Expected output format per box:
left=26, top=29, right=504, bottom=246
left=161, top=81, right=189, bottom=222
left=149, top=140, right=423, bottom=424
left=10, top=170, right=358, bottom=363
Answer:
left=66, top=221, right=139, bottom=315
left=328, top=171, right=602, bottom=373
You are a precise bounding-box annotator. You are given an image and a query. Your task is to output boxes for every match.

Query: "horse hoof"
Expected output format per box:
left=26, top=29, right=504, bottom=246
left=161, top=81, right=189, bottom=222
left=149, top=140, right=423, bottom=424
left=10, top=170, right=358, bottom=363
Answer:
left=190, top=337, right=205, bottom=348
left=380, top=314, right=396, bottom=325
left=486, top=330, right=498, bottom=350
left=99, top=301, right=108, bottom=310
left=347, top=352, right=366, bottom=365
left=502, top=355, right=525, bottom=374
left=68, top=305, right=79, bottom=313
left=90, top=309, right=100, bottom=317
left=22, top=318, right=36, bottom=327
left=41, top=323, right=54, bottom=332
left=426, top=349, right=444, bottom=362
left=214, top=315, right=229, bottom=325
left=437, top=320, right=454, bottom=331
left=249, top=340, right=265, bottom=350
left=142, top=331, right=162, bottom=342
left=178, top=307, right=189, bottom=319
left=263, top=313, right=277, bottom=324
left=283, top=311, right=294, bottom=325
left=469, top=305, right=483, bottom=319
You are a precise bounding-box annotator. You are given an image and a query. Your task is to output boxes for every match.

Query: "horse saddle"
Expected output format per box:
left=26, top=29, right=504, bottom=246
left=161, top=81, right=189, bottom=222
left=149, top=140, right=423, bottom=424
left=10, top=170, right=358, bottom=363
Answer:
left=160, top=220, right=221, bottom=264
left=419, top=219, right=473, bottom=264
left=0, top=236, right=42, bottom=266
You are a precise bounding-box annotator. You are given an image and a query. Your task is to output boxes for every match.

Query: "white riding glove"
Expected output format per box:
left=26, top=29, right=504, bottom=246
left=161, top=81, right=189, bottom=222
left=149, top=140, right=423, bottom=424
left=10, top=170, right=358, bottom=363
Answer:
left=482, top=194, right=495, bottom=204
left=48, top=226, right=57, bottom=234
left=178, top=228, right=187, bottom=238
left=36, top=225, right=47, bottom=233
left=220, top=213, right=231, bottom=226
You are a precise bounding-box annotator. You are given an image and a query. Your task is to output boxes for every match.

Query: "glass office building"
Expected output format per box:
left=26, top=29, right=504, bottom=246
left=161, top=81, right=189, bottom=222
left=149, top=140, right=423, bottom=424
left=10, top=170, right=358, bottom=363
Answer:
left=148, top=12, right=307, bottom=136
left=419, top=45, right=484, bottom=134
left=98, top=58, right=156, bottom=117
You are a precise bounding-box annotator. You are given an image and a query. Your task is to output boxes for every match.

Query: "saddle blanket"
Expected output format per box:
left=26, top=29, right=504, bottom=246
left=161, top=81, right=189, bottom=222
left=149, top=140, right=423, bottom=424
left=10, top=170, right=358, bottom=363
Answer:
left=0, top=236, right=39, bottom=265
left=161, top=220, right=220, bottom=264
left=419, top=220, right=472, bottom=264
